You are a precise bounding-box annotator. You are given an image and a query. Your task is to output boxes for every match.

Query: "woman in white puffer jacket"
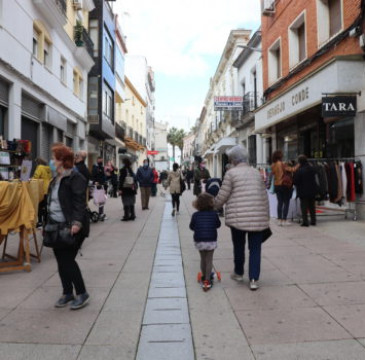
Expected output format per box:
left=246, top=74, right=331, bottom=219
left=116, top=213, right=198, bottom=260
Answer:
left=215, top=145, right=269, bottom=290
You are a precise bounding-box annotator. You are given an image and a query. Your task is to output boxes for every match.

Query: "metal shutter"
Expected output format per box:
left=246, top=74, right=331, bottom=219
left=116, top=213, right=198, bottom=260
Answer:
left=41, top=123, right=53, bottom=161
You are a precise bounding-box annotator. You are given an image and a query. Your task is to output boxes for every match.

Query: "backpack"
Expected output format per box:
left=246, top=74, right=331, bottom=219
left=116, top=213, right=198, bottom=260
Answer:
left=281, top=163, right=293, bottom=188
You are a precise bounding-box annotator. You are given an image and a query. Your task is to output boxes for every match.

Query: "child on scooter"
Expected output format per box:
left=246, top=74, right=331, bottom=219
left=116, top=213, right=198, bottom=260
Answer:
left=189, top=193, right=221, bottom=291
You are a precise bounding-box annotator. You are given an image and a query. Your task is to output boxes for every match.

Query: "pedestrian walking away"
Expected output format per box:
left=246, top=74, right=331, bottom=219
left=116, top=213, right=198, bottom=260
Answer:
left=215, top=145, right=269, bottom=291
left=91, top=156, right=107, bottom=220
left=190, top=192, right=221, bottom=291
left=271, top=150, right=298, bottom=226
left=293, top=154, right=319, bottom=227
left=167, top=162, right=183, bottom=216
left=45, top=144, right=90, bottom=310
left=136, top=159, right=154, bottom=210
left=119, top=158, right=138, bottom=221
left=151, top=167, right=159, bottom=197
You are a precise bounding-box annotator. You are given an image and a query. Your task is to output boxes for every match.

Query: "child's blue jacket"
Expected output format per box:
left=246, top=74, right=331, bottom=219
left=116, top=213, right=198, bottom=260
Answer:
left=189, top=210, right=221, bottom=242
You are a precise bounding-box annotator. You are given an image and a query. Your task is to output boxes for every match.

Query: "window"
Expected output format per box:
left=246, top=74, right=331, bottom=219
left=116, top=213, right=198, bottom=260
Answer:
left=104, top=27, right=114, bottom=68
left=33, top=29, right=39, bottom=57
left=317, top=0, right=342, bottom=45
left=60, top=57, right=66, bottom=83
left=102, top=83, right=113, bottom=122
left=289, top=12, right=306, bottom=68
left=33, top=21, right=52, bottom=66
left=73, top=68, right=83, bottom=99
left=268, top=39, right=281, bottom=84
left=89, top=19, right=99, bottom=57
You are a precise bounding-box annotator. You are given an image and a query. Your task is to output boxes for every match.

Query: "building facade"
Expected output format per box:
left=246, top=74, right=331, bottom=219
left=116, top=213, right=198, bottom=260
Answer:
left=153, top=121, right=169, bottom=172
left=0, top=0, right=94, bottom=163
left=256, top=0, right=365, bottom=217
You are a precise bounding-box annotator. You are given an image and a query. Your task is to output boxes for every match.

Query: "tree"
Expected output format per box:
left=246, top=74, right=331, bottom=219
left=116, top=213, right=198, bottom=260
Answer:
left=167, top=127, right=186, bottom=163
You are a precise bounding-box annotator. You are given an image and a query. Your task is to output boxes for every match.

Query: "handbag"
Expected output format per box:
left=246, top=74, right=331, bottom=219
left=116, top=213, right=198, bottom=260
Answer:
left=123, top=174, right=134, bottom=188
left=93, top=187, right=107, bottom=205
left=43, top=222, right=75, bottom=248
left=180, top=176, right=186, bottom=194
left=262, top=227, right=272, bottom=243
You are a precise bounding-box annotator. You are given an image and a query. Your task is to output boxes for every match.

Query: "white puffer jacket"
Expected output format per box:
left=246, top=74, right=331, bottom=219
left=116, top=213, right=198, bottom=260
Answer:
left=215, top=163, right=269, bottom=231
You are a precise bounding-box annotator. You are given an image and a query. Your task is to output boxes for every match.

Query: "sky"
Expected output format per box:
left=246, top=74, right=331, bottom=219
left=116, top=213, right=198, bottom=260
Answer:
left=113, top=0, right=261, bottom=132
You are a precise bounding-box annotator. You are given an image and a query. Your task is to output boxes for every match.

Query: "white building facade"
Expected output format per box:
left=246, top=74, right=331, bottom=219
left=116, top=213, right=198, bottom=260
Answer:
left=0, top=0, right=94, bottom=162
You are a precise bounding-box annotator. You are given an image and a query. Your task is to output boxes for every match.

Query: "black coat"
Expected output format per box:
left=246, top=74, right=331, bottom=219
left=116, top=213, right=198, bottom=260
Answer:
left=189, top=210, right=221, bottom=242
left=75, top=161, right=90, bottom=184
left=91, top=164, right=105, bottom=185
left=48, top=170, right=90, bottom=242
left=293, top=163, right=318, bottom=199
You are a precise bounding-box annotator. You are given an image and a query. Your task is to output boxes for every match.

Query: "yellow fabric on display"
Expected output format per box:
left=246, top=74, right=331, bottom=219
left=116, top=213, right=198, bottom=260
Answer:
left=26, top=180, right=44, bottom=226
left=0, top=181, right=35, bottom=235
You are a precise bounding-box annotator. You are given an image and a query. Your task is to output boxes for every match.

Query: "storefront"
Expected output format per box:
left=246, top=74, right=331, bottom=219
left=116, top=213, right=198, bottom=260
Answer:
left=255, top=58, right=365, bottom=219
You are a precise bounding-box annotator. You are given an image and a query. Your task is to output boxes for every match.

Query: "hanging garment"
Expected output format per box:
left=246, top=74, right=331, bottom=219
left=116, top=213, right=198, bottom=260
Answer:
left=345, top=162, right=356, bottom=202
left=333, top=163, right=343, bottom=205
left=354, top=161, right=363, bottom=195
left=328, top=162, right=339, bottom=203
left=0, top=181, right=35, bottom=235
left=340, top=162, right=347, bottom=204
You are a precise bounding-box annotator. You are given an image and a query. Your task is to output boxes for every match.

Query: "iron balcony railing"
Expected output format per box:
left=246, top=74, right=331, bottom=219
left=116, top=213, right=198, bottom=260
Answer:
left=74, top=26, right=94, bottom=58
left=242, top=92, right=263, bottom=114
left=56, top=0, right=67, bottom=15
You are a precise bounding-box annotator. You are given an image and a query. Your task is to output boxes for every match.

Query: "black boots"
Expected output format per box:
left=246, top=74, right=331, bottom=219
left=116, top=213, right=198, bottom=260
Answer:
left=121, top=206, right=135, bottom=221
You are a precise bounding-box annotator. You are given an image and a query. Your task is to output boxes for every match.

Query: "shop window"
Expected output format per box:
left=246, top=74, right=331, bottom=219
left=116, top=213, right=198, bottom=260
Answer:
left=317, top=0, right=342, bottom=46
left=60, top=57, right=66, bottom=84
left=289, top=12, right=306, bottom=69
left=268, top=38, right=281, bottom=84
left=0, top=106, right=6, bottom=136
left=33, top=20, right=52, bottom=66
left=326, top=118, right=354, bottom=158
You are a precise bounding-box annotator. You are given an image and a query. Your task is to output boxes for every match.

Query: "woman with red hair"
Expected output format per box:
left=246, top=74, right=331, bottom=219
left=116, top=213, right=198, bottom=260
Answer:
left=46, top=144, right=90, bottom=310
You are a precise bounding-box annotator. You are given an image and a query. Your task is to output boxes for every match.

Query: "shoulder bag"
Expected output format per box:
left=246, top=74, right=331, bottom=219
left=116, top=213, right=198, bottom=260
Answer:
left=43, top=222, right=76, bottom=249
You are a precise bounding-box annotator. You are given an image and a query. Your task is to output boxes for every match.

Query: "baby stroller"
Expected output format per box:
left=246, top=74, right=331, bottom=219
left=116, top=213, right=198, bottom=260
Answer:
left=87, top=184, right=100, bottom=223
left=89, top=184, right=107, bottom=222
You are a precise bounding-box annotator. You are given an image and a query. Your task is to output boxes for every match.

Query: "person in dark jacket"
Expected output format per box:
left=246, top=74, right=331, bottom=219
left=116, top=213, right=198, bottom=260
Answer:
left=118, top=158, right=137, bottom=221
left=186, top=168, right=193, bottom=190
left=189, top=193, right=221, bottom=291
left=74, top=151, right=90, bottom=184
left=136, top=159, right=154, bottom=210
left=47, top=144, right=90, bottom=310
left=91, top=157, right=107, bottom=218
left=293, top=155, right=318, bottom=227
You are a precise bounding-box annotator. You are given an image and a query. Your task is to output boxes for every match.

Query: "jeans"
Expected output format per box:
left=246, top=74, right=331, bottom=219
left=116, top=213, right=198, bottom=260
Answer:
left=171, top=193, right=180, bottom=211
left=199, top=250, right=214, bottom=280
left=53, top=247, right=86, bottom=295
left=300, top=197, right=316, bottom=225
left=230, top=227, right=263, bottom=281
left=275, top=185, right=291, bottom=220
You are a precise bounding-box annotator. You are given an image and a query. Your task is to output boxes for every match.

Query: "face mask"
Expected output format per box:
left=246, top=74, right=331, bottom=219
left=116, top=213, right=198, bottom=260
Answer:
left=97, top=161, right=102, bottom=166
left=143, top=163, right=148, bottom=168
left=200, top=164, right=205, bottom=169
left=49, top=159, right=56, bottom=174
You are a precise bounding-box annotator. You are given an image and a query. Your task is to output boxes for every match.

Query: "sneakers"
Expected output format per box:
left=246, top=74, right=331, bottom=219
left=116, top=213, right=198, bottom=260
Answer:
left=171, top=209, right=175, bottom=217
left=70, top=292, right=90, bottom=310
left=202, top=280, right=212, bottom=292
left=54, top=294, right=75, bottom=308
left=250, top=280, right=259, bottom=291
left=230, top=272, right=244, bottom=282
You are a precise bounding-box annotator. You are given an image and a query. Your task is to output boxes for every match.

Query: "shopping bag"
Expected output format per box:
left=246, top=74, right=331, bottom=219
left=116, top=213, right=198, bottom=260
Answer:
left=93, top=188, right=107, bottom=205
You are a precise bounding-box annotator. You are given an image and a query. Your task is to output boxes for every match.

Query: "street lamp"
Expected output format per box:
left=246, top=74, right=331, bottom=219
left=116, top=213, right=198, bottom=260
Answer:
left=237, top=45, right=262, bottom=53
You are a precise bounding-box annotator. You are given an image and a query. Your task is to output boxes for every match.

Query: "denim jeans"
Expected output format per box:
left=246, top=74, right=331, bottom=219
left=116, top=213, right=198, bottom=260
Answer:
left=230, top=227, right=263, bottom=281
left=275, top=185, right=291, bottom=220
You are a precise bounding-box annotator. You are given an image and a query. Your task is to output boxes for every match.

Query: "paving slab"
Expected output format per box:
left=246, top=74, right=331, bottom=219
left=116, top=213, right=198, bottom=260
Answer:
left=235, top=307, right=352, bottom=345
left=252, top=339, right=365, bottom=360
left=78, top=345, right=135, bottom=360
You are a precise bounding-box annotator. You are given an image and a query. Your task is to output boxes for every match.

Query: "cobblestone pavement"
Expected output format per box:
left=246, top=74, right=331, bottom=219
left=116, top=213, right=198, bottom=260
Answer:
left=1, top=187, right=365, bottom=359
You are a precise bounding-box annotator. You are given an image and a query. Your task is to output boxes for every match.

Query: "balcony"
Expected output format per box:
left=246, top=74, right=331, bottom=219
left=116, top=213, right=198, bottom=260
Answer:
left=32, top=0, right=67, bottom=29
left=115, top=123, right=125, bottom=141
left=74, top=25, right=94, bottom=59
left=134, top=131, right=139, bottom=142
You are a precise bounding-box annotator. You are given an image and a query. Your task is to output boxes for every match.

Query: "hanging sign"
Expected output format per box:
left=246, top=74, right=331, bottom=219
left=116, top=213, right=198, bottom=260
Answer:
left=214, top=96, right=243, bottom=111
left=322, top=96, right=357, bottom=117
left=147, top=150, right=159, bottom=155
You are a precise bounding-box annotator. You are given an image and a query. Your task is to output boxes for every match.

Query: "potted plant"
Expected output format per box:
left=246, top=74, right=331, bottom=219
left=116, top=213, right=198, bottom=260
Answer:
left=74, top=20, right=84, bottom=46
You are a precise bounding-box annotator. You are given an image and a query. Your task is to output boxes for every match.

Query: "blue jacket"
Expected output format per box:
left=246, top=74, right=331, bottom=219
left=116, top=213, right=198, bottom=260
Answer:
left=136, top=166, right=154, bottom=187
left=189, top=210, right=221, bottom=242
left=206, top=178, right=222, bottom=197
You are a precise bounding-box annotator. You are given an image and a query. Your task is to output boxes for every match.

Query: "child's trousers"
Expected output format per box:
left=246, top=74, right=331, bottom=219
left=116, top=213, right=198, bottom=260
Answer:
left=199, top=250, right=214, bottom=280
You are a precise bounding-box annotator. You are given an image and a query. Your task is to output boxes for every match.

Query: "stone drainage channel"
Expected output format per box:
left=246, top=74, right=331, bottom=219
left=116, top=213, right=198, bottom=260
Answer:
left=136, top=204, right=195, bottom=360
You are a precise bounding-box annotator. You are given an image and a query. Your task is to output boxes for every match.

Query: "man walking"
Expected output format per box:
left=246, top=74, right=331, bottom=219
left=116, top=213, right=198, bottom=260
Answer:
left=136, top=159, right=154, bottom=210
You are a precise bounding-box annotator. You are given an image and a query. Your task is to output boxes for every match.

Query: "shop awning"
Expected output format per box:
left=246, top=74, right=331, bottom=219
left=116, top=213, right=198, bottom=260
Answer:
left=214, top=137, right=237, bottom=154
left=203, top=147, right=215, bottom=158
left=124, top=136, right=145, bottom=152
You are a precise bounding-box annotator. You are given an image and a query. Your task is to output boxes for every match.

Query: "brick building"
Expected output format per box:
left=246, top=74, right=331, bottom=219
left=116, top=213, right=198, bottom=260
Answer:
left=255, top=0, right=365, bottom=217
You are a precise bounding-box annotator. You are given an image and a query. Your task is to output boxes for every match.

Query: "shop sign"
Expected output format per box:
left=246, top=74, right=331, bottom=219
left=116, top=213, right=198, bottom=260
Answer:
left=214, top=96, right=243, bottom=111
left=322, top=96, right=357, bottom=117
left=147, top=150, right=159, bottom=155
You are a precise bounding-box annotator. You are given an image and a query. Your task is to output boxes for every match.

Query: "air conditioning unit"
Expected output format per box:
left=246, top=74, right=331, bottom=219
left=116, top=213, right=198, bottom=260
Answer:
left=262, top=0, right=275, bottom=16
left=73, top=0, right=82, bottom=10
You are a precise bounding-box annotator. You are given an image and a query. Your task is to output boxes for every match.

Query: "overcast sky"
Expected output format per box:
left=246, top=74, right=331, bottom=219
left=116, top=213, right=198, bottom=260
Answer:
left=113, top=0, right=261, bottom=132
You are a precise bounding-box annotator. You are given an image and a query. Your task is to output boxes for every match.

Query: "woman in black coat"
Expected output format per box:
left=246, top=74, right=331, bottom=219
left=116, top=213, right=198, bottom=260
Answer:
left=293, top=155, right=318, bottom=227
left=119, top=158, right=137, bottom=221
left=47, top=144, right=89, bottom=310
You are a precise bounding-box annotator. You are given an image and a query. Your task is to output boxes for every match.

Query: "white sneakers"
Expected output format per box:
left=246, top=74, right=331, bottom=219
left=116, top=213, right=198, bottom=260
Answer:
left=249, top=280, right=259, bottom=291
left=230, top=273, right=244, bottom=282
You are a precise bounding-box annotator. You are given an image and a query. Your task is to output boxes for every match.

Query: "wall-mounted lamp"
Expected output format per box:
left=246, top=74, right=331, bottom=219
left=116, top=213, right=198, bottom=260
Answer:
left=237, top=45, right=262, bottom=53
